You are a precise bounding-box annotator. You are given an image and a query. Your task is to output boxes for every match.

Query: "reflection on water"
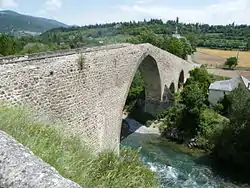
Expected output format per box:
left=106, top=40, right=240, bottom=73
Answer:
left=121, top=132, right=244, bottom=188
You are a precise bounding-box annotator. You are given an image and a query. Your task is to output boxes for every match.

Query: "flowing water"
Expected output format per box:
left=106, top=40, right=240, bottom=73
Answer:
left=121, top=119, right=248, bottom=188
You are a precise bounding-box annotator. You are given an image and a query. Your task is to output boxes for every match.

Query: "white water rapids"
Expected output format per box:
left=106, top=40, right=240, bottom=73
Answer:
left=121, top=117, right=244, bottom=188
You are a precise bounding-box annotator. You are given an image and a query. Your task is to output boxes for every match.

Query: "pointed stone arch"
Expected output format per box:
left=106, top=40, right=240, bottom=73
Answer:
left=178, top=70, right=184, bottom=89
left=123, top=53, right=162, bottom=116
left=162, top=82, right=175, bottom=105
left=169, top=82, right=175, bottom=93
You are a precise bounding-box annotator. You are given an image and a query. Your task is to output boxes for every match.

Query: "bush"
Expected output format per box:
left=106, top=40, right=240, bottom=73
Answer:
left=159, top=102, right=185, bottom=134
left=77, top=54, right=85, bottom=70
left=213, top=103, right=224, bottom=114
left=127, top=31, right=193, bottom=59
left=185, top=66, right=212, bottom=94
left=196, top=108, right=228, bottom=151
left=219, top=83, right=249, bottom=117
left=160, top=67, right=213, bottom=140
left=224, top=56, right=238, bottom=69
left=0, top=105, right=159, bottom=188
left=20, top=43, right=52, bottom=54
left=0, top=34, right=19, bottom=56
left=213, top=85, right=250, bottom=172
left=125, top=70, right=145, bottom=113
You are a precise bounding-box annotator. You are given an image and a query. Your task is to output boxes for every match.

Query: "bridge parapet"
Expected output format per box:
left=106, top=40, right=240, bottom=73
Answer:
left=0, top=43, right=131, bottom=64
left=0, top=131, right=81, bottom=188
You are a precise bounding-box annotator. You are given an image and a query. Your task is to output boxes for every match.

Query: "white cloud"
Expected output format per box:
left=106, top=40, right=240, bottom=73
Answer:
left=38, top=0, right=62, bottom=19
left=0, top=0, right=17, bottom=9
left=41, top=0, right=250, bottom=26
left=135, top=0, right=153, bottom=5
left=44, top=0, right=62, bottom=11
left=117, top=0, right=250, bottom=25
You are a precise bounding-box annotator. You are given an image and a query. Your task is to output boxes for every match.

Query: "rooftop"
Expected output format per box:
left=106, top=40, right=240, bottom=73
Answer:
left=209, top=76, right=250, bottom=91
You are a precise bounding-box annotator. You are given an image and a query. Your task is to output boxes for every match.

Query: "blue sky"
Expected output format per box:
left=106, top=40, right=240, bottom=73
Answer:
left=0, top=0, right=250, bottom=25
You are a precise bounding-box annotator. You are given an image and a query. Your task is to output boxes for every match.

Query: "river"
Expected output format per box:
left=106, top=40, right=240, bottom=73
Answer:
left=120, top=118, right=248, bottom=188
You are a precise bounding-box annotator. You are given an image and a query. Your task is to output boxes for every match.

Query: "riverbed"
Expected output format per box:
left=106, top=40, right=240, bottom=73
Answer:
left=121, top=118, right=248, bottom=188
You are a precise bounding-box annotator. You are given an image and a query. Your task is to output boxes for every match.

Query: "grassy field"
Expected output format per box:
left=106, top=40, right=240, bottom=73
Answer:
left=0, top=105, right=159, bottom=188
left=192, top=48, right=250, bottom=79
left=196, top=48, right=250, bottom=67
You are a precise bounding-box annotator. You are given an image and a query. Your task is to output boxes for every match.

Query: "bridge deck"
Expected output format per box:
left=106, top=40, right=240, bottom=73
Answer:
left=0, top=43, right=132, bottom=64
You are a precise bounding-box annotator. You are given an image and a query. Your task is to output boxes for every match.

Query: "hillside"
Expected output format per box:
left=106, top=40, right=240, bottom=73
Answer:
left=2, top=18, right=250, bottom=57
left=0, top=10, right=68, bottom=35
left=40, top=19, right=250, bottom=50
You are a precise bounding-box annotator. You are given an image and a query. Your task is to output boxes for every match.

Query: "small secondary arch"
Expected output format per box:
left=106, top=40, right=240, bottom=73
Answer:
left=178, top=70, right=184, bottom=89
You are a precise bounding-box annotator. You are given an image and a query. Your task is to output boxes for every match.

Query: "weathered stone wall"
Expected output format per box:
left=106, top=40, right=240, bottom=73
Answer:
left=0, top=131, right=81, bottom=188
left=0, top=43, right=197, bottom=152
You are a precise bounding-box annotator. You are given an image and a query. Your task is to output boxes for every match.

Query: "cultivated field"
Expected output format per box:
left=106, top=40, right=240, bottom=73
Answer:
left=208, top=68, right=250, bottom=80
left=193, top=48, right=250, bottom=67
left=191, top=48, right=250, bottom=79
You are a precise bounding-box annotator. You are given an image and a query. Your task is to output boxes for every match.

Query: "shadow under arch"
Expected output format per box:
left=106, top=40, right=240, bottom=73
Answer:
left=125, top=54, right=162, bottom=116
left=178, top=70, right=184, bottom=89
left=121, top=54, right=162, bottom=139
left=162, top=82, right=175, bottom=103
left=139, top=55, right=162, bottom=115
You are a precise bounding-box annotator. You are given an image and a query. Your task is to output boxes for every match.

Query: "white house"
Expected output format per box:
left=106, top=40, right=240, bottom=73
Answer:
left=208, top=76, right=250, bottom=105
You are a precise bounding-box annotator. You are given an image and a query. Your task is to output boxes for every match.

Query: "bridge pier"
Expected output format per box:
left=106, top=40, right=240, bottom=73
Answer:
left=144, top=99, right=163, bottom=116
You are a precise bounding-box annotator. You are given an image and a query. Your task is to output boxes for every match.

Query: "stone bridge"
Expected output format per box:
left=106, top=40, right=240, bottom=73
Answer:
left=0, top=43, right=197, bottom=152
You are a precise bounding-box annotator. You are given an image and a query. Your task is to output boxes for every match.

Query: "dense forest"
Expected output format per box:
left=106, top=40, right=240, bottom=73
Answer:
left=1, top=18, right=250, bottom=56
left=40, top=19, right=250, bottom=50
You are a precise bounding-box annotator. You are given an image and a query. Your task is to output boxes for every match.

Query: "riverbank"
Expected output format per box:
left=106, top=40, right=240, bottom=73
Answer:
left=0, top=106, right=159, bottom=188
left=122, top=116, right=206, bottom=158
left=122, top=118, right=247, bottom=187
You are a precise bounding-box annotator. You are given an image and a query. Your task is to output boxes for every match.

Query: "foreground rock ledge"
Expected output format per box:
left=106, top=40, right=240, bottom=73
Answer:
left=0, top=131, right=81, bottom=188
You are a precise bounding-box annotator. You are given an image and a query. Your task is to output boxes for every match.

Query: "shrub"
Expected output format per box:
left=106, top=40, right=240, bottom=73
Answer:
left=224, top=56, right=238, bottom=69
left=159, top=102, right=185, bottom=134
left=213, top=85, right=250, bottom=172
left=213, top=103, right=224, bottom=114
left=126, top=70, right=145, bottom=107
left=77, top=54, right=85, bottom=70
left=185, top=66, right=212, bottom=94
left=196, top=108, right=228, bottom=151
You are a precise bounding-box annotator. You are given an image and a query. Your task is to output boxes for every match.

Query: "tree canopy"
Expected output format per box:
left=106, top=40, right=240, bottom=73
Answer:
left=225, top=57, right=238, bottom=69
left=127, top=30, right=193, bottom=59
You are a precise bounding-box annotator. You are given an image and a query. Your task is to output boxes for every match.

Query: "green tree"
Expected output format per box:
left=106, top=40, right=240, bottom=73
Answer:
left=179, top=83, right=207, bottom=135
left=125, top=71, right=145, bottom=112
left=159, top=101, right=185, bottom=136
left=127, top=32, right=192, bottom=59
left=127, top=71, right=145, bottom=103
left=166, top=37, right=184, bottom=58
left=160, top=67, right=213, bottom=140
left=196, top=108, right=227, bottom=151
left=185, top=66, right=212, bottom=95
left=247, top=38, right=250, bottom=50
left=180, top=38, right=192, bottom=59
left=223, top=83, right=250, bottom=122
left=0, top=34, right=17, bottom=56
left=225, top=56, right=238, bottom=69
left=213, top=85, right=250, bottom=172
left=127, top=29, right=163, bottom=48
left=185, top=33, right=197, bottom=52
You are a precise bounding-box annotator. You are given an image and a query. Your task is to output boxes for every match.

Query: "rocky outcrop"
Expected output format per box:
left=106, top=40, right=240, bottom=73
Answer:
left=0, top=131, right=81, bottom=188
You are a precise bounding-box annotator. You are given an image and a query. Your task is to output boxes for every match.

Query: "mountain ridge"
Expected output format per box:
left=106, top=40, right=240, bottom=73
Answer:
left=0, top=10, right=68, bottom=35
